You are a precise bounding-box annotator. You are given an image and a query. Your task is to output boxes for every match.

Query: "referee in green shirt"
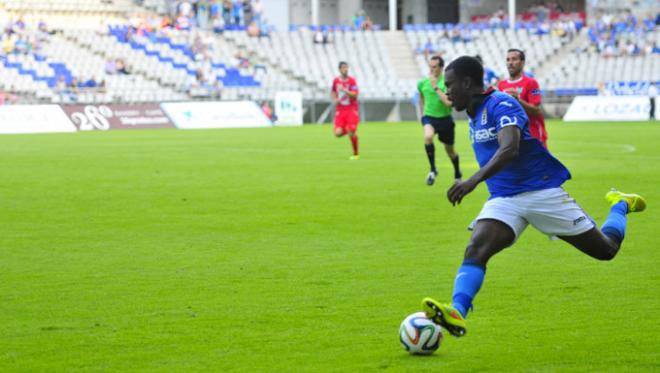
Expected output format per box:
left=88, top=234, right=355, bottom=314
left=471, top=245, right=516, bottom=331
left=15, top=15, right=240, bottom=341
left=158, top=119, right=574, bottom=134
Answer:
left=417, top=55, right=462, bottom=186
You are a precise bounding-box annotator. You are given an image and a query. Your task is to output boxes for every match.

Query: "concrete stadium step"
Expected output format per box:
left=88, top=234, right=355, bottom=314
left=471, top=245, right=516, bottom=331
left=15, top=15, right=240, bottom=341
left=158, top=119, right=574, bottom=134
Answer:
left=536, top=31, right=588, bottom=82
left=382, top=31, right=420, bottom=80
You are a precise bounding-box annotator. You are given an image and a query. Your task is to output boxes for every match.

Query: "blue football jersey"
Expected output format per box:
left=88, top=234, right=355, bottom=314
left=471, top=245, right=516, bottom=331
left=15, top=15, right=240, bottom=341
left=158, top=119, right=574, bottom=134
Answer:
left=469, top=91, right=571, bottom=198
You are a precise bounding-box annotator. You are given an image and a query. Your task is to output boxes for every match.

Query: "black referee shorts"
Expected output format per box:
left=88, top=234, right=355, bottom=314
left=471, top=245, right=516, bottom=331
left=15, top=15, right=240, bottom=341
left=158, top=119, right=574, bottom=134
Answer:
left=421, top=115, right=456, bottom=145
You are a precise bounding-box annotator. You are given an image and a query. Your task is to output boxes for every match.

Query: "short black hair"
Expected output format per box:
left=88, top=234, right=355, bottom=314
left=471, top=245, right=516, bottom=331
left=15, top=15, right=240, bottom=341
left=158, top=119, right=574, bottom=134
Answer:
left=507, top=48, right=526, bottom=61
left=445, top=56, right=484, bottom=88
left=430, top=55, right=444, bottom=68
left=338, top=61, right=348, bottom=69
left=474, top=55, right=483, bottom=64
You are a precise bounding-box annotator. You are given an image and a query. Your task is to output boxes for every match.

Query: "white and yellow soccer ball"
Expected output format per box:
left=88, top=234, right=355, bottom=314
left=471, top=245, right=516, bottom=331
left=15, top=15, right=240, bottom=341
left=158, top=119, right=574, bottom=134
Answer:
left=399, top=312, right=443, bottom=355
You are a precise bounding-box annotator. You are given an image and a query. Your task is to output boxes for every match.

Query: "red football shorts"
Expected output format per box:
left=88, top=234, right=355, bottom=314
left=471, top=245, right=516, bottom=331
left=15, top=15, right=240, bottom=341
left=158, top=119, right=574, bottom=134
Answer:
left=334, top=109, right=359, bottom=132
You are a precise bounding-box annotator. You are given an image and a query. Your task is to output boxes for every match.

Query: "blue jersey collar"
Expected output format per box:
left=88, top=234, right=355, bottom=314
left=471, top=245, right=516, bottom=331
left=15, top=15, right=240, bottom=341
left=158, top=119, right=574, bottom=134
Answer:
left=467, top=87, right=496, bottom=119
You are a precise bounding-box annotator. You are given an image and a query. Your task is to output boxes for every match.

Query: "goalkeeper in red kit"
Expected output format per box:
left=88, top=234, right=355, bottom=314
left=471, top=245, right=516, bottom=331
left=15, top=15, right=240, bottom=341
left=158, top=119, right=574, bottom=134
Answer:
left=331, top=61, right=360, bottom=160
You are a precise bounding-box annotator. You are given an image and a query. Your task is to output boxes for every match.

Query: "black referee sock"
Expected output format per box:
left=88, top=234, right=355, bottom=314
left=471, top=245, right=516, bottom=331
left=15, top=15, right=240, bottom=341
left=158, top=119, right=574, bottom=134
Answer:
left=425, top=144, right=436, bottom=172
left=451, top=154, right=462, bottom=179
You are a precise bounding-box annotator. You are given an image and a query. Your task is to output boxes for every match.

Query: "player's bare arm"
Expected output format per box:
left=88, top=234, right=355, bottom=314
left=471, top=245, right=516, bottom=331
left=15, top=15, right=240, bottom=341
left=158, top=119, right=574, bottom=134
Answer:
left=516, top=98, right=543, bottom=117
left=430, top=78, right=452, bottom=106
left=434, top=88, right=452, bottom=107
left=344, top=88, right=358, bottom=98
left=418, top=88, right=425, bottom=117
left=447, top=126, right=520, bottom=205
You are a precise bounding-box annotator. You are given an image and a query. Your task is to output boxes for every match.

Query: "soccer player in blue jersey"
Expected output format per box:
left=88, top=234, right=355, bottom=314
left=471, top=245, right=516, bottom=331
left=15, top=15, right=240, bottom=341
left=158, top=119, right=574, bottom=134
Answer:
left=475, top=55, right=499, bottom=88
left=421, top=56, right=647, bottom=337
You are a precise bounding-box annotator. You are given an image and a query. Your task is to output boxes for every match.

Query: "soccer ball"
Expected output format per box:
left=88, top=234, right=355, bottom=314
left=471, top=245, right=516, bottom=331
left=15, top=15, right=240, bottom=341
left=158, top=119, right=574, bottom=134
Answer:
left=399, top=312, right=443, bottom=355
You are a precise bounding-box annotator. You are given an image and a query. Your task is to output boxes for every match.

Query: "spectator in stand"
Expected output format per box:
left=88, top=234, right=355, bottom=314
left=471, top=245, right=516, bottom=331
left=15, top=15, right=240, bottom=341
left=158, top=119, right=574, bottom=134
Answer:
left=3, top=34, right=15, bottom=54
left=232, top=0, right=243, bottom=25
left=649, top=82, right=657, bottom=120
left=259, top=18, right=272, bottom=37
left=597, top=81, right=612, bottom=96
left=233, top=51, right=250, bottom=69
left=116, top=58, right=131, bottom=74
left=211, top=12, right=224, bottom=33
left=223, top=0, right=233, bottom=26
left=243, top=0, right=253, bottom=25
left=14, top=35, right=28, bottom=54
left=189, top=68, right=222, bottom=98
left=176, top=12, right=192, bottom=31
left=652, top=42, right=660, bottom=54
left=362, top=16, right=373, bottom=31
left=37, top=19, right=55, bottom=36
left=251, top=0, right=263, bottom=25
left=353, top=10, right=366, bottom=29
left=247, top=21, right=260, bottom=37
left=314, top=29, right=324, bottom=44
left=475, top=55, right=499, bottom=88
left=450, top=28, right=461, bottom=43
left=197, top=0, right=210, bottom=30
left=14, top=17, right=25, bottom=32
left=6, top=86, right=18, bottom=104
left=0, top=85, right=18, bottom=105
left=179, top=0, right=193, bottom=18
left=84, top=76, right=98, bottom=89
left=161, top=14, right=173, bottom=29
left=192, top=34, right=207, bottom=59
left=416, top=38, right=435, bottom=57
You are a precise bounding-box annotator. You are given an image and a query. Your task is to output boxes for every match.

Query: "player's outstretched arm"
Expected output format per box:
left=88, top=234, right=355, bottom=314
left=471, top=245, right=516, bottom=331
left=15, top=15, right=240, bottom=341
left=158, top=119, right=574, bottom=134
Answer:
left=447, top=126, right=520, bottom=205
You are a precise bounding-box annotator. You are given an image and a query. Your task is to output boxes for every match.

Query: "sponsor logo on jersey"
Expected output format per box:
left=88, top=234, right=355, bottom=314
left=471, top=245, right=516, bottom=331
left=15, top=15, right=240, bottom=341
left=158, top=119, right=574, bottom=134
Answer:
left=470, top=127, right=497, bottom=143
left=481, top=110, right=488, bottom=125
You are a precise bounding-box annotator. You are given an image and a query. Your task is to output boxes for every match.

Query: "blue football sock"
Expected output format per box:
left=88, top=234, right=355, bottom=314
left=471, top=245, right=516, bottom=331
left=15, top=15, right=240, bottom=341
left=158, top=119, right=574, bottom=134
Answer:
left=451, top=261, right=486, bottom=318
left=601, top=201, right=628, bottom=245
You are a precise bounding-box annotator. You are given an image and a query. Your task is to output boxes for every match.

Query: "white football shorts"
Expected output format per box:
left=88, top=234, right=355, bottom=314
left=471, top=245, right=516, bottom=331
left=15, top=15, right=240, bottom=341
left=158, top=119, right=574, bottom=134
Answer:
left=469, top=187, right=596, bottom=241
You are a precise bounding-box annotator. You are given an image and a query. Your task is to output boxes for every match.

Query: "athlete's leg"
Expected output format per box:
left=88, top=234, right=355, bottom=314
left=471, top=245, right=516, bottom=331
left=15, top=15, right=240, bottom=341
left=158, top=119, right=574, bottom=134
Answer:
left=334, top=127, right=346, bottom=137
left=462, top=218, right=515, bottom=265
left=423, top=219, right=515, bottom=336
left=423, top=124, right=436, bottom=170
left=442, top=143, right=462, bottom=180
left=558, top=227, right=620, bottom=261
left=453, top=218, right=515, bottom=312
left=437, top=119, right=461, bottom=180
left=559, top=190, right=645, bottom=260
left=347, top=129, right=358, bottom=157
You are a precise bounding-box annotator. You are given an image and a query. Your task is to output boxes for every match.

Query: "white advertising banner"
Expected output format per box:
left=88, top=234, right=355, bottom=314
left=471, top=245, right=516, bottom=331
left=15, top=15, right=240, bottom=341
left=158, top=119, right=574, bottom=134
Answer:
left=274, top=91, right=304, bottom=126
left=0, top=105, right=77, bottom=134
left=563, top=96, right=652, bottom=121
left=160, top=101, right=272, bottom=129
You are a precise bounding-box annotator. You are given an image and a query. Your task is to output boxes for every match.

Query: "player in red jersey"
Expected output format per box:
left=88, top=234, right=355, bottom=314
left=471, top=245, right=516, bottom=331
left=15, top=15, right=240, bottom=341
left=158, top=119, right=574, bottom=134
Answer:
left=497, top=49, right=548, bottom=148
left=331, top=61, right=360, bottom=160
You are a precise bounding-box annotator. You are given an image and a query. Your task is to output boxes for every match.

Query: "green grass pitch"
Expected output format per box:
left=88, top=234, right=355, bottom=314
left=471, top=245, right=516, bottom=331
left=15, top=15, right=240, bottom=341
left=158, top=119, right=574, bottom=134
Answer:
left=1, top=120, right=658, bottom=372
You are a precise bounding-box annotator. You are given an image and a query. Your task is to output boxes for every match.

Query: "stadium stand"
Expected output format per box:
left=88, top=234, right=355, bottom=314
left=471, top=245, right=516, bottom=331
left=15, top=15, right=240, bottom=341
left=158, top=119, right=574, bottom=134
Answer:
left=0, top=0, right=657, bottom=107
left=229, top=27, right=417, bottom=100
left=542, top=14, right=659, bottom=94
left=406, top=22, right=571, bottom=80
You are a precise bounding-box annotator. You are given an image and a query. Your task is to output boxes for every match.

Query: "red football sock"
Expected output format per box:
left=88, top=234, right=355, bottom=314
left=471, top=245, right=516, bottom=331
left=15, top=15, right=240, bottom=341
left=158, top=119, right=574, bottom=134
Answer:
left=350, top=135, right=359, bottom=155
